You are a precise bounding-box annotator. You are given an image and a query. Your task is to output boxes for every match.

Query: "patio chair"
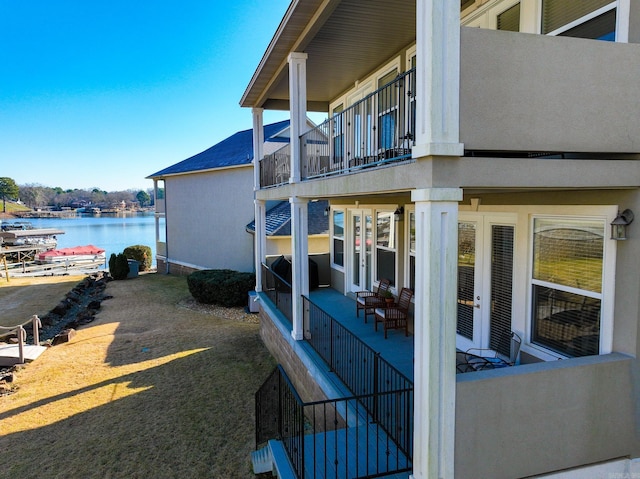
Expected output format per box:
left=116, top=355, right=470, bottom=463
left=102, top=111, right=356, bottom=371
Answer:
left=355, top=278, right=391, bottom=323
left=456, top=351, right=491, bottom=373
left=374, top=287, right=413, bottom=338
left=463, top=332, right=522, bottom=371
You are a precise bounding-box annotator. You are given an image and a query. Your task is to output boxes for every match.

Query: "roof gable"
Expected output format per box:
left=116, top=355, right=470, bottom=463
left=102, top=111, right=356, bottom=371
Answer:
left=148, top=119, right=290, bottom=177
left=246, top=200, right=329, bottom=237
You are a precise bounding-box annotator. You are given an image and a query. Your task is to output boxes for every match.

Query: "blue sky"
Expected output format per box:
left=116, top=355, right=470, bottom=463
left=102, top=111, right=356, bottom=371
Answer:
left=0, top=0, right=294, bottom=192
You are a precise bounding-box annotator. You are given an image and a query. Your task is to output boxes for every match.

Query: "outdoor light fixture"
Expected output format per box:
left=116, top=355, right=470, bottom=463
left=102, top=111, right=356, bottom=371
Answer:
left=610, top=209, right=634, bottom=240
left=394, top=206, right=404, bottom=221
left=324, top=206, right=330, bottom=217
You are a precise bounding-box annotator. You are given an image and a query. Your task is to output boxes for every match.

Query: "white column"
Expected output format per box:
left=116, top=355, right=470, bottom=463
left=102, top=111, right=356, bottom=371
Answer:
left=288, top=52, right=308, bottom=183
left=252, top=107, right=264, bottom=190
left=290, top=196, right=309, bottom=340
left=412, top=0, right=464, bottom=159
left=410, top=187, right=462, bottom=479
left=252, top=108, right=265, bottom=291
left=254, top=200, right=267, bottom=292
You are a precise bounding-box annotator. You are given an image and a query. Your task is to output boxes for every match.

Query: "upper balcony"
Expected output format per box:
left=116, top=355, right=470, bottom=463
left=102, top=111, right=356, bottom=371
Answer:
left=260, top=69, right=416, bottom=188
left=255, top=28, right=640, bottom=190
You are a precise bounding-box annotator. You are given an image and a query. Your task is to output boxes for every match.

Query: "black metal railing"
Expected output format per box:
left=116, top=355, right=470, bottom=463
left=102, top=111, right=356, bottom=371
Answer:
left=262, top=262, right=293, bottom=322
left=256, top=365, right=306, bottom=475
left=255, top=365, right=413, bottom=479
left=300, top=68, right=416, bottom=180
left=303, top=296, right=414, bottom=459
left=261, top=144, right=291, bottom=188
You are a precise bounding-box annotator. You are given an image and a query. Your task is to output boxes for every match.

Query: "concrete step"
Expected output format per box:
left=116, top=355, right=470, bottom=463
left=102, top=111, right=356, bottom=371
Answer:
left=251, top=445, right=273, bottom=475
left=0, top=343, right=47, bottom=366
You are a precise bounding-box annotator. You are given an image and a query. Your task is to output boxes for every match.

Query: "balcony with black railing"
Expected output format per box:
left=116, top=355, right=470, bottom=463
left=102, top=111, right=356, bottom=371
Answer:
left=259, top=68, right=416, bottom=188
left=254, top=265, right=413, bottom=477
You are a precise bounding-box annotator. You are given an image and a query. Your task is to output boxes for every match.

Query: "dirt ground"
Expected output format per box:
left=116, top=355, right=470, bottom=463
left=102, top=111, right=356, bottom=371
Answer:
left=0, top=273, right=275, bottom=478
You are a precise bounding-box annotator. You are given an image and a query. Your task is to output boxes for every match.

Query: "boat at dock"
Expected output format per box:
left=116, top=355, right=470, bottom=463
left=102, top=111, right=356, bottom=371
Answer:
left=0, top=228, right=63, bottom=249
left=36, top=245, right=106, bottom=264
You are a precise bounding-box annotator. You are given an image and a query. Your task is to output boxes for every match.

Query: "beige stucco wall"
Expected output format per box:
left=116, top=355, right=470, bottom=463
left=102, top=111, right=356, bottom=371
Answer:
left=164, top=166, right=256, bottom=273
left=266, top=235, right=329, bottom=256
left=455, top=354, right=637, bottom=479
left=460, top=27, right=640, bottom=153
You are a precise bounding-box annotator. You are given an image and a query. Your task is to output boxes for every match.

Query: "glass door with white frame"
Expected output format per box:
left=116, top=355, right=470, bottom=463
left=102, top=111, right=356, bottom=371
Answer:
left=457, top=214, right=516, bottom=355
left=349, top=210, right=373, bottom=293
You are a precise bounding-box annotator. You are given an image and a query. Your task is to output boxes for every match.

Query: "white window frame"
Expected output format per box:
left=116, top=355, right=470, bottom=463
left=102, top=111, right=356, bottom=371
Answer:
left=405, top=207, right=416, bottom=292
left=374, top=208, right=399, bottom=289
left=461, top=0, right=522, bottom=30
left=544, top=2, right=617, bottom=38
left=525, top=211, right=617, bottom=360
left=330, top=207, right=346, bottom=271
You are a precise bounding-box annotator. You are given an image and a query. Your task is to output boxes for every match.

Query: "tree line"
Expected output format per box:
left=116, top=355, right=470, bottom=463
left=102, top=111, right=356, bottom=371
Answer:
left=0, top=177, right=154, bottom=212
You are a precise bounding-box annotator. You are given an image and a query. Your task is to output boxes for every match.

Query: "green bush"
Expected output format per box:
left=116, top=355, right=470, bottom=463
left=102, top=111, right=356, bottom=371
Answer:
left=108, top=253, right=130, bottom=280
left=187, top=269, right=256, bottom=307
left=123, top=244, right=152, bottom=272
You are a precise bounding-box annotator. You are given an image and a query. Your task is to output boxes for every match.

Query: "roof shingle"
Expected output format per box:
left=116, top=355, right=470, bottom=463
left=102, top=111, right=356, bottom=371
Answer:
left=148, top=119, right=290, bottom=177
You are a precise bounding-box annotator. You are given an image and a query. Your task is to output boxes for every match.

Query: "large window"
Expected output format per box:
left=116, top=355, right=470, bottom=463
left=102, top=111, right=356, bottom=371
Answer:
left=531, top=217, right=604, bottom=357
left=408, top=211, right=416, bottom=291
left=376, top=211, right=397, bottom=286
left=542, top=0, right=615, bottom=40
left=497, top=3, right=520, bottom=32
left=377, top=70, right=399, bottom=152
left=332, top=210, right=344, bottom=267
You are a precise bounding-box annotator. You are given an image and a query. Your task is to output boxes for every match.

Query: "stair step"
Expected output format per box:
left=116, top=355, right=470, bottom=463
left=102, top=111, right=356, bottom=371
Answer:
left=251, top=445, right=273, bottom=475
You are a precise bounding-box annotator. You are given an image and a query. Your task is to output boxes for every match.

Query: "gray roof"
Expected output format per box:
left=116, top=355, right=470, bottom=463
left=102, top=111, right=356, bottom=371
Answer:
left=246, top=200, right=329, bottom=237
left=148, top=119, right=290, bottom=178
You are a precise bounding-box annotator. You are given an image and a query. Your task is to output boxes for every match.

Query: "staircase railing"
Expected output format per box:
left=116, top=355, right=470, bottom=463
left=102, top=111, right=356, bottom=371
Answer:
left=255, top=365, right=413, bottom=479
left=303, top=296, right=413, bottom=457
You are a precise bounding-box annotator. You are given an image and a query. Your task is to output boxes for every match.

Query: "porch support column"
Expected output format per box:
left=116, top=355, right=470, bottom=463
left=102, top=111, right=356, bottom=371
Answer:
left=252, top=107, right=264, bottom=191
left=254, top=200, right=266, bottom=292
left=252, top=108, right=265, bottom=292
left=290, top=196, right=309, bottom=340
left=411, top=187, right=463, bottom=479
left=412, top=0, right=464, bottom=158
left=288, top=52, right=308, bottom=183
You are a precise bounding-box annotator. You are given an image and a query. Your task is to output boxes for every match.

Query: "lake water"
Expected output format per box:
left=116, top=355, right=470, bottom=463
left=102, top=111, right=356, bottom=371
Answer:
left=6, top=213, right=156, bottom=267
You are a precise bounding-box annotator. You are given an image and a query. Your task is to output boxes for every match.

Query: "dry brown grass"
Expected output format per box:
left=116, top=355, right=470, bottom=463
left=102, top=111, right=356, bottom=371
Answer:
left=0, top=273, right=275, bottom=478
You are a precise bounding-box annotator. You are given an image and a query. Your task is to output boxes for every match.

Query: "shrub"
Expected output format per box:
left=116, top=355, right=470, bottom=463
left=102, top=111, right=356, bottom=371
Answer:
left=108, top=253, right=130, bottom=280
left=123, top=244, right=152, bottom=272
left=187, top=269, right=256, bottom=307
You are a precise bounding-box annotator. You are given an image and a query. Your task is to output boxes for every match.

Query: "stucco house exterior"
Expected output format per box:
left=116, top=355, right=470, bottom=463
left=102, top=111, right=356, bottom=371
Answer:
left=242, top=1, right=640, bottom=478
left=148, top=120, right=328, bottom=275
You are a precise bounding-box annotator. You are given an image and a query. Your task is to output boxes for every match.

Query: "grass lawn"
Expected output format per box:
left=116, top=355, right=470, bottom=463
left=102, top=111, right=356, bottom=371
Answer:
left=0, top=273, right=276, bottom=478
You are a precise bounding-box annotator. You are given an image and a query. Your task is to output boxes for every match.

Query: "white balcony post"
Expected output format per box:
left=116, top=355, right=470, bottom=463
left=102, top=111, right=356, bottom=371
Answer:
left=288, top=52, right=308, bottom=183
left=252, top=108, right=266, bottom=291
left=252, top=107, right=264, bottom=191
left=290, top=196, right=309, bottom=340
left=412, top=0, right=464, bottom=159
left=410, top=188, right=462, bottom=479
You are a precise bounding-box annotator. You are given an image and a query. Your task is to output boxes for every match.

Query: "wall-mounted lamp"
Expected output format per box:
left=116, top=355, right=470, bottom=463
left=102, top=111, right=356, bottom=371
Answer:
left=611, top=209, right=634, bottom=240
left=394, top=206, right=404, bottom=221
left=324, top=206, right=330, bottom=217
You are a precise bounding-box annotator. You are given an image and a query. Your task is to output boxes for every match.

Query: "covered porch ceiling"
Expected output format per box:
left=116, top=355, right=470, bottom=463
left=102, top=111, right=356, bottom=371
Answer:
left=240, top=0, right=416, bottom=112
